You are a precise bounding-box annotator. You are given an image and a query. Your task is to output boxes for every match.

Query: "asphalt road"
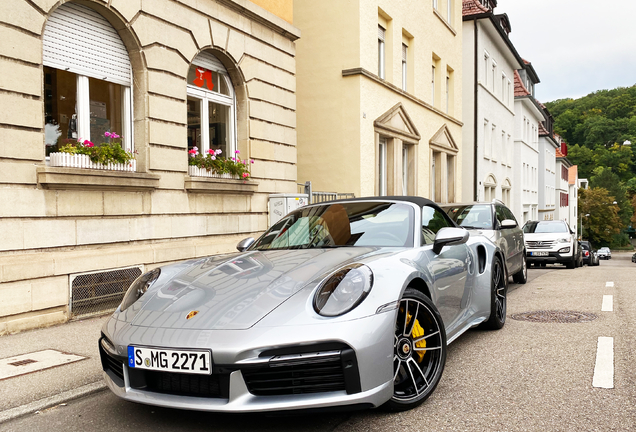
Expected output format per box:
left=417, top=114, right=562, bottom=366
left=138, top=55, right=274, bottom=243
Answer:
left=3, top=253, right=635, bottom=432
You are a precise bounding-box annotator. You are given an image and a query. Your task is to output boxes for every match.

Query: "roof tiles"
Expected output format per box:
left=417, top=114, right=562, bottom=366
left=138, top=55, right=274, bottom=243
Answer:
left=463, top=0, right=489, bottom=16
left=514, top=70, right=530, bottom=97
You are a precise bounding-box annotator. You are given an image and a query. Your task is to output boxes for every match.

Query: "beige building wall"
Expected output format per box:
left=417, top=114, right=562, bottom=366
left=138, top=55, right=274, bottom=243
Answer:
left=0, top=0, right=299, bottom=334
left=295, top=0, right=463, bottom=199
left=251, top=0, right=294, bottom=24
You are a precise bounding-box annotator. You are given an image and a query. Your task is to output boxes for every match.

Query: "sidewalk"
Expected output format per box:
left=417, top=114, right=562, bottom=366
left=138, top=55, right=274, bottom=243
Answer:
left=0, top=315, right=110, bottom=423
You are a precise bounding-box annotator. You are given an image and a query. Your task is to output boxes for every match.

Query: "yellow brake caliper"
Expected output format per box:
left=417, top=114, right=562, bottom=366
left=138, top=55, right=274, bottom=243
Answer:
left=404, top=309, right=427, bottom=362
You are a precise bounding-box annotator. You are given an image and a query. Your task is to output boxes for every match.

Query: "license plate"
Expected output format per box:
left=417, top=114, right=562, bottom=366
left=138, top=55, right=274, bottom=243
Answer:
left=128, top=346, right=212, bottom=375
left=531, top=252, right=549, bottom=256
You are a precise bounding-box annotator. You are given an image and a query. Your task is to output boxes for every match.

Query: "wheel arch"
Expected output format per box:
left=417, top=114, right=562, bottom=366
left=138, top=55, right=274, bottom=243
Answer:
left=405, top=277, right=432, bottom=299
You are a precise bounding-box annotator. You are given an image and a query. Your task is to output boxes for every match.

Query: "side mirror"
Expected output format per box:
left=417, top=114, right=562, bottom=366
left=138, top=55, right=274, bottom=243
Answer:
left=500, top=219, right=517, bottom=229
left=236, top=237, right=255, bottom=252
left=433, top=227, right=469, bottom=255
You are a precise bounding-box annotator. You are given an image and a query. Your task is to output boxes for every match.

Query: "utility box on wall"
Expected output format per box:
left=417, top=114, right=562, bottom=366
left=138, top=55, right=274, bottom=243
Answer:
left=268, top=194, right=309, bottom=226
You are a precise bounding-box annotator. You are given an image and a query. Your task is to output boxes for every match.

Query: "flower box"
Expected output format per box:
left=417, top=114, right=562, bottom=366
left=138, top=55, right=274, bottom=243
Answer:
left=49, top=152, right=136, bottom=172
left=188, top=165, right=236, bottom=179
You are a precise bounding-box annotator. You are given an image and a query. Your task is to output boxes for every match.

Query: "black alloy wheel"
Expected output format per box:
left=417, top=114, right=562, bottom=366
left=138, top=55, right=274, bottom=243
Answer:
left=385, top=288, right=447, bottom=411
left=481, top=256, right=507, bottom=330
left=512, top=255, right=527, bottom=284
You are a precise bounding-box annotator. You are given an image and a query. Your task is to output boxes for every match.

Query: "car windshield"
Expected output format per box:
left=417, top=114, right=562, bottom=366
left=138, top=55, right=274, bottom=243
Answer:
left=444, top=204, right=493, bottom=229
left=252, top=201, right=415, bottom=250
left=523, top=221, right=568, bottom=234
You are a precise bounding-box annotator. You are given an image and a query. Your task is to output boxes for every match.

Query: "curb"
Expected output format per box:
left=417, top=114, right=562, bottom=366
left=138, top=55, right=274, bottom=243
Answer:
left=0, top=381, right=107, bottom=424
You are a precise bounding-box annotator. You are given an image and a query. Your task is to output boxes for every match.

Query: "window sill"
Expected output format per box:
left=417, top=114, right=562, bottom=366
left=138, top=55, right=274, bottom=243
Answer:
left=184, top=176, right=258, bottom=194
left=433, top=10, right=457, bottom=36
left=37, top=167, right=160, bottom=192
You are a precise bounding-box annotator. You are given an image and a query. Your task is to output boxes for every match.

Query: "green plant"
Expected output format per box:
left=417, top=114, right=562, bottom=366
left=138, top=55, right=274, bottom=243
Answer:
left=58, top=132, right=135, bottom=165
left=188, top=147, right=253, bottom=179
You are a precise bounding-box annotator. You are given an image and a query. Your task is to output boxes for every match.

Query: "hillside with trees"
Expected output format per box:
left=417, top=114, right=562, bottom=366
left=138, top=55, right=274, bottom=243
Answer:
left=546, top=86, right=636, bottom=248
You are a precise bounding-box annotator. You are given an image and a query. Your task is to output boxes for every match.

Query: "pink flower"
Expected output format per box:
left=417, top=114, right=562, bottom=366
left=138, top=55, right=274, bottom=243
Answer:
left=235, top=150, right=240, bottom=154
left=250, top=159, right=254, bottom=164
left=104, top=132, right=112, bottom=138
left=211, top=155, right=216, bottom=160
left=112, top=133, right=120, bottom=139
left=215, top=149, right=222, bottom=155
left=207, top=149, right=214, bottom=154
left=242, top=173, right=248, bottom=178
left=232, top=157, right=236, bottom=161
left=83, top=140, right=94, bottom=147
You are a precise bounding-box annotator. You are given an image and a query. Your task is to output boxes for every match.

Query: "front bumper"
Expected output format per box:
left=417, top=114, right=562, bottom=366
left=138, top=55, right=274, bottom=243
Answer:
left=99, top=312, right=395, bottom=412
left=526, top=250, right=573, bottom=264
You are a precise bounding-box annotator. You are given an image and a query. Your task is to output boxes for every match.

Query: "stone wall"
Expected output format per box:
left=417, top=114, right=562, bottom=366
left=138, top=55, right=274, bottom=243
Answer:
left=0, top=0, right=299, bottom=334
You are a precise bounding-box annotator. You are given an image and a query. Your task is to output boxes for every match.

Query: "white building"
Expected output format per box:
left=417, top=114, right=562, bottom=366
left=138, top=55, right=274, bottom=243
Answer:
left=462, top=1, right=523, bottom=206
left=569, top=165, right=579, bottom=236
left=512, top=64, right=543, bottom=223
left=555, top=137, right=574, bottom=227
left=538, top=120, right=559, bottom=221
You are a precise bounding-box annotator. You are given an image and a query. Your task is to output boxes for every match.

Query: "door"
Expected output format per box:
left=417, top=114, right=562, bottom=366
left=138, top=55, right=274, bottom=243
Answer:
left=420, top=205, right=469, bottom=331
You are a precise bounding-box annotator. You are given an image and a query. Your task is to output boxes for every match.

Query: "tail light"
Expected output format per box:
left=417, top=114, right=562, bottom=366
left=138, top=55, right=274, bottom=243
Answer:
left=584, top=251, right=589, bottom=257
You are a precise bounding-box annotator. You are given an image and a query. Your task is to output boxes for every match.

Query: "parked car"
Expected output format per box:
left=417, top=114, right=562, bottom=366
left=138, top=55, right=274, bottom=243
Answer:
left=522, top=220, right=579, bottom=269
left=99, top=197, right=508, bottom=413
left=632, top=252, right=636, bottom=263
left=441, top=201, right=527, bottom=284
left=598, top=247, right=612, bottom=260
left=580, top=241, right=599, bottom=266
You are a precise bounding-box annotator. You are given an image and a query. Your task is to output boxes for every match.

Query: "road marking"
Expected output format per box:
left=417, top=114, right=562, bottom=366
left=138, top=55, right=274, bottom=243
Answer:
left=606, top=282, right=614, bottom=287
left=0, top=350, right=86, bottom=380
left=601, top=295, right=613, bottom=312
left=592, top=337, right=614, bottom=389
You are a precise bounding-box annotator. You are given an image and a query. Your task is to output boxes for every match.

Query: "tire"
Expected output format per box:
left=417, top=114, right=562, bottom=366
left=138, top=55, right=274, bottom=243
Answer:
left=566, top=258, right=575, bottom=269
left=512, top=255, right=527, bottom=284
left=481, top=255, right=507, bottom=330
left=384, top=288, right=447, bottom=412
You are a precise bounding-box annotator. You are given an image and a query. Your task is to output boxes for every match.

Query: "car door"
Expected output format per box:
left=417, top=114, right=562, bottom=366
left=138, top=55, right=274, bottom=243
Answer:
left=494, top=205, right=515, bottom=275
left=420, top=205, right=469, bottom=331
left=502, top=205, right=523, bottom=272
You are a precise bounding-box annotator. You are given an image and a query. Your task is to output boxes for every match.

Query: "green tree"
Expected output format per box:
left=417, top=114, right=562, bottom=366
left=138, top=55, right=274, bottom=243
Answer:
left=590, top=166, right=633, bottom=226
left=567, top=144, right=595, bottom=178
left=579, top=188, right=622, bottom=246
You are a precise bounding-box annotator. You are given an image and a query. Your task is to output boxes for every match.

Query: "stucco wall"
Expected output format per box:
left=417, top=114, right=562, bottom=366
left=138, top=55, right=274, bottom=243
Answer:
left=295, top=0, right=463, bottom=199
left=0, top=0, right=299, bottom=334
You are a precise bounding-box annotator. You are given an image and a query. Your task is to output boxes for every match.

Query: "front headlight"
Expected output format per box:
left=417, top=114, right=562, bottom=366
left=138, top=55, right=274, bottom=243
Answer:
left=557, top=236, right=572, bottom=243
left=120, top=268, right=161, bottom=312
left=313, top=264, right=373, bottom=317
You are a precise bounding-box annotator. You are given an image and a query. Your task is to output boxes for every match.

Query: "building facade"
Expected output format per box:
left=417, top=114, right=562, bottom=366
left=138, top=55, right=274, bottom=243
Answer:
left=538, top=121, right=559, bottom=221
left=462, top=0, right=522, bottom=206
left=0, top=0, right=298, bottom=334
left=511, top=64, right=542, bottom=223
left=294, top=0, right=463, bottom=202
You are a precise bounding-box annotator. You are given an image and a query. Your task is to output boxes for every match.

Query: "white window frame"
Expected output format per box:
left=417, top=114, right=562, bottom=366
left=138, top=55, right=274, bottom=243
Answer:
left=431, top=65, right=436, bottom=106
left=402, top=43, right=408, bottom=91
left=446, top=73, right=450, bottom=114
left=378, top=25, right=386, bottom=80
left=402, top=146, right=409, bottom=195
left=433, top=0, right=438, bottom=10
left=187, top=73, right=236, bottom=155
left=447, top=0, right=452, bottom=24
left=379, top=138, right=388, bottom=196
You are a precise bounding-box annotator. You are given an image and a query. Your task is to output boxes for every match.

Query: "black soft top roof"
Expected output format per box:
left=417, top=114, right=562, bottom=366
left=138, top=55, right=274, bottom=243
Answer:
left=314, top=195, right=437, bottom=209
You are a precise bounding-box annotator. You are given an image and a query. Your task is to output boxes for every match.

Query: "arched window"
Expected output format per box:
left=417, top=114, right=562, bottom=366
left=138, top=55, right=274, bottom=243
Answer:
left=187, top=51, right=236, bottom=157
left=502, top=178, right=512, bottom=206
left=483, top=174, right=497, bottom=202
left=43, top=2, right=132, bottom=155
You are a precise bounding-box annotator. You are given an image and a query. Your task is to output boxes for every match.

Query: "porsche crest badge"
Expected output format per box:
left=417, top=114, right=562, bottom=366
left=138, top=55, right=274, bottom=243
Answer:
left=186, top=310, right=199, bottom=320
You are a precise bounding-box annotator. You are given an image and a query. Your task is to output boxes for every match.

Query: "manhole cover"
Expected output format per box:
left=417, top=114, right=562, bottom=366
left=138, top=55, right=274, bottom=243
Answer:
left=511, top=310, right=598, bottom=323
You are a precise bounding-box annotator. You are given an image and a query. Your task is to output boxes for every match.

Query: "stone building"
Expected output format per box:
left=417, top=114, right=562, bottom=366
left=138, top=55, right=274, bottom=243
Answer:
left=0, top=0, right=298, bottom=334
left=294, top=0, right=463, bottom=202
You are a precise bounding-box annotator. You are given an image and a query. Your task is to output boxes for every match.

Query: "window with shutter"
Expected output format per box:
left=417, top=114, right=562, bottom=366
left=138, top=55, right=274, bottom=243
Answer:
left=43, top=2, right=132, bottom=155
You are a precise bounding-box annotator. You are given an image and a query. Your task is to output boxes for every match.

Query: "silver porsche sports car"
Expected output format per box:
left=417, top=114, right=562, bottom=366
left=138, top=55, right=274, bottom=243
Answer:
left=99, top=197, right=507, bottom=413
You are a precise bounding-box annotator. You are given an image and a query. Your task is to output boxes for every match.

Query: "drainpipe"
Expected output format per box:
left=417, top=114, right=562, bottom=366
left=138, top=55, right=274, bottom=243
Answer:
left=473, top=17, right=479, bottom=201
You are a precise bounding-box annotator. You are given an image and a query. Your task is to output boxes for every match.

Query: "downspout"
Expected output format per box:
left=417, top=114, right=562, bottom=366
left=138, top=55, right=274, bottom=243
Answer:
left=473, top=17, right=479, bottom=201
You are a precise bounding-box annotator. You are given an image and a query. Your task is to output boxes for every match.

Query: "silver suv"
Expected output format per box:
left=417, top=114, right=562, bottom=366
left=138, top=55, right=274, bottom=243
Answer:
left=522, top=220, right=580, bottom=268
left=442, top=201, right=527, bottom=284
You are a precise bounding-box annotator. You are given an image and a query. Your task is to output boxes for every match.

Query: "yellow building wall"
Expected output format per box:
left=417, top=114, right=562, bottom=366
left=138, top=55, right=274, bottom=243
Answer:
left=294, top=0, right=363, bottom=196
left=251, top=0, right=294, bottom=24
left=295, top=0, right=463, bottom=200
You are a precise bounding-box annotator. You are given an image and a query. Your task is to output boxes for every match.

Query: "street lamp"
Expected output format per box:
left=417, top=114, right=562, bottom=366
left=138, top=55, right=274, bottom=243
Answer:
left=580, top=213, right=590, bottom=240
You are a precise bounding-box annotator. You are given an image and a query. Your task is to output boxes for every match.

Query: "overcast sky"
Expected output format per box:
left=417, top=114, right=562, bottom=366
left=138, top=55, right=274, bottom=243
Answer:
left=495, top=0, right=636, bottom=103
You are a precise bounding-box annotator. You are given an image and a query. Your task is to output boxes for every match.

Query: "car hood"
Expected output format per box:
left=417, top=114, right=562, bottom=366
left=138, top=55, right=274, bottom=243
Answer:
left=524, top=232, right=571, bottom=241
left=128, top=248, right=379, bottom=330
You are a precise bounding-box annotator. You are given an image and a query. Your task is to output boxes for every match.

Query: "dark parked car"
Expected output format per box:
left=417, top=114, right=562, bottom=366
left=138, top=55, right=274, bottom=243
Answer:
left=580, top=241, right=599, bottom=266
left=632, top=252, right=636, bottom=263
